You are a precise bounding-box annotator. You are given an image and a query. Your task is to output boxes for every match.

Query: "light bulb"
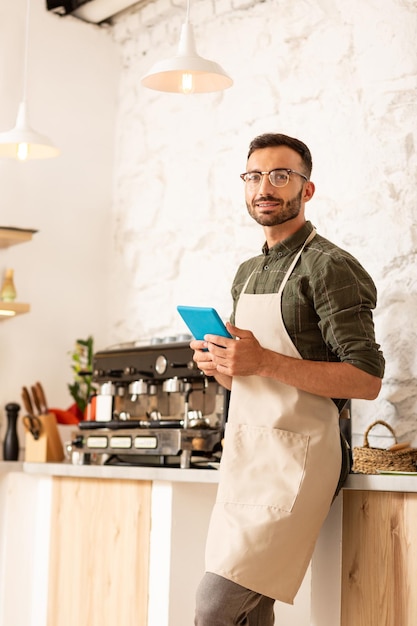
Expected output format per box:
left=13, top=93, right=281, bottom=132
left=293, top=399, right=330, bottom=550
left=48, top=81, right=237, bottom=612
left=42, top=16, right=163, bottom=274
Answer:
left=181, top=72, right=194, bottom=94
left=17, top=142, right=29, bottom=161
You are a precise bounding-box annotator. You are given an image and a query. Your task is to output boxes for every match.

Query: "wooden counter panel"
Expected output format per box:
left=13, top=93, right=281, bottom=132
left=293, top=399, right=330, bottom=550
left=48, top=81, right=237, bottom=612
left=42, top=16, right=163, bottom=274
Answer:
left=341, top=490, right=417, bottom=626
left=47, top=477, right=152, bottom=626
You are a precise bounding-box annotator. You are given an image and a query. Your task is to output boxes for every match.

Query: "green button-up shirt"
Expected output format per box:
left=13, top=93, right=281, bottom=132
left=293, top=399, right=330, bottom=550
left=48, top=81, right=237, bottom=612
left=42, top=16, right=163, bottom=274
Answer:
left=230, top=221, right=385, bottom=407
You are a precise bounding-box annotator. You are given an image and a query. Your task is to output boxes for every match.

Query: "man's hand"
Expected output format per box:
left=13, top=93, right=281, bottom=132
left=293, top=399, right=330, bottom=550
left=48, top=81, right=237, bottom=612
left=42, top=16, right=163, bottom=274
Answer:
left=189, top=321, right=260, bottom=389
left=203, top=322, right=265, bottom=377
left=190, top=338, right=220, bottom=377
left=191, top=322, right=266, bottom=390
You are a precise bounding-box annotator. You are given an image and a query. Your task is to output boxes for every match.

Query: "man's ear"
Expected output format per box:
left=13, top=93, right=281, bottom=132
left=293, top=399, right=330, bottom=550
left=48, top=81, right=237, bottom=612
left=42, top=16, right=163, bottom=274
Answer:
left=303, top=181, right=315, bottom=202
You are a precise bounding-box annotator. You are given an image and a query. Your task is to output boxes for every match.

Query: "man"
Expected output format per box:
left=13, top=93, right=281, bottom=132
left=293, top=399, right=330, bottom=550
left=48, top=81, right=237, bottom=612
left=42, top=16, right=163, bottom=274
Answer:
left=191, top=133, right=385, bottom=626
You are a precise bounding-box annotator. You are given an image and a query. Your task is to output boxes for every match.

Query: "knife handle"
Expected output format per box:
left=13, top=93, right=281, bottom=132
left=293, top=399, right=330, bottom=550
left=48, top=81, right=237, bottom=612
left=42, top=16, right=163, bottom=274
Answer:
left=31, top=385, right=42, bottom=415
left=35, top=381, right=48, bottom=413
left=21, top=386, right=34, bottom=416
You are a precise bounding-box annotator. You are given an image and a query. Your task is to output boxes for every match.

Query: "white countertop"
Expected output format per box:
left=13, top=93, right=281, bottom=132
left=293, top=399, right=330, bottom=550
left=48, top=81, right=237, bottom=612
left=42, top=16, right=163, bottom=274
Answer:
left=22, top=461, right=221, bottom=483
left=345, top=471, right=417, bottom=493
left=1, top=461, right=417, bottom=491
left=0, top=461, right=24, bottom=474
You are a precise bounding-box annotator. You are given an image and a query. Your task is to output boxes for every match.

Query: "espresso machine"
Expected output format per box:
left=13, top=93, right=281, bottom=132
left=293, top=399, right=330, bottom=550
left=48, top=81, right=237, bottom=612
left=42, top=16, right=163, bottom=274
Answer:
left=69, top=339, right=229, bottom=468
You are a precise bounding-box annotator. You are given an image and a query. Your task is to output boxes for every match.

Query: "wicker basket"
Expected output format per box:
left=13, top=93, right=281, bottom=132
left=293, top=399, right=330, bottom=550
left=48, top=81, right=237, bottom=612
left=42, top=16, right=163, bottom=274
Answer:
left=352, top=420, right=417, bottom=474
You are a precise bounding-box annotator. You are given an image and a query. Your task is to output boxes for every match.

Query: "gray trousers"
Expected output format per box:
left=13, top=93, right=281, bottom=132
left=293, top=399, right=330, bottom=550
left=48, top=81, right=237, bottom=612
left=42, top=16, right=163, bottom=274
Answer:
left=194, top=572, right=275, bottom=626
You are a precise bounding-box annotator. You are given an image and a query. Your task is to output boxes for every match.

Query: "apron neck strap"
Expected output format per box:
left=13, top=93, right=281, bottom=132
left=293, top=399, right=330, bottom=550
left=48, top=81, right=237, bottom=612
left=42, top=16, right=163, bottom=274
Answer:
left=277, top=228, right=316, bottom=295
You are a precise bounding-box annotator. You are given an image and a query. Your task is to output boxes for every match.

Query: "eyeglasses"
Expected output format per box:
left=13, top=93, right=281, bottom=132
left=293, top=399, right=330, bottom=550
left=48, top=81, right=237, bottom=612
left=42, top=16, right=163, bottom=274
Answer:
left=240, top=168, right=308, bottom=188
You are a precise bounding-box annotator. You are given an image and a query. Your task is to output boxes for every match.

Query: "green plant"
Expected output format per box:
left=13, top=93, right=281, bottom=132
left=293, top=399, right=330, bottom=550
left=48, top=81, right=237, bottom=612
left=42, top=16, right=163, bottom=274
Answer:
left=68, top=336, right=96, bottom=414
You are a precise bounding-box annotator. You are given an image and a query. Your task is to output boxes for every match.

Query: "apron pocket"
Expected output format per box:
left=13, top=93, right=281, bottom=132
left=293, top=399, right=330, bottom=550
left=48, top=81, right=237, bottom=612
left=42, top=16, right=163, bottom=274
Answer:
left=217, top=423, right=309, bottom=512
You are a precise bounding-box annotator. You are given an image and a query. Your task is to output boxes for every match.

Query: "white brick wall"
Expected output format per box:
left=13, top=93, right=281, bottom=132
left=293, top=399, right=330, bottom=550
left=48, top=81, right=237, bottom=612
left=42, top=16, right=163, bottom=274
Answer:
left=109, top=0, right=417, bottom=446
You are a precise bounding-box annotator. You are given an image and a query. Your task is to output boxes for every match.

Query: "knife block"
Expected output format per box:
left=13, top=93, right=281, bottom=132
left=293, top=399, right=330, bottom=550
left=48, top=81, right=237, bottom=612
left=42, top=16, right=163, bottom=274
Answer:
left=25, top=412, right=64, bottom=463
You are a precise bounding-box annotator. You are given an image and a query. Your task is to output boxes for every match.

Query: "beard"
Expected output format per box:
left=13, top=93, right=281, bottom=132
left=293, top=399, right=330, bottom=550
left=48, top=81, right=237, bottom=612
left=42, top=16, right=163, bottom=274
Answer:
left=246, top=188, right=303, bottom=227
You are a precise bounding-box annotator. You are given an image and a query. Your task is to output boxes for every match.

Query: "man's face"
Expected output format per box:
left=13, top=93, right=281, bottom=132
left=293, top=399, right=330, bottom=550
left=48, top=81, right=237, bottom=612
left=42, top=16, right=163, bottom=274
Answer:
left=244, top=146, right=310, bottom=228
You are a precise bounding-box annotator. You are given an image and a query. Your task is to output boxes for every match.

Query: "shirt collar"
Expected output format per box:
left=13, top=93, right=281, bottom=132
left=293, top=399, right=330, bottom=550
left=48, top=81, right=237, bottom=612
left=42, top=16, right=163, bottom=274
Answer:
left=262, top=221, right=314, bottom=256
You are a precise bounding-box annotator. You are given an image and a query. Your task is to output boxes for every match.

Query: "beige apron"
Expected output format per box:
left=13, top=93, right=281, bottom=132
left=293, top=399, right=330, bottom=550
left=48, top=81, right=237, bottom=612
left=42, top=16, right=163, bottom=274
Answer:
left=205, top=230, right=341, bottom=604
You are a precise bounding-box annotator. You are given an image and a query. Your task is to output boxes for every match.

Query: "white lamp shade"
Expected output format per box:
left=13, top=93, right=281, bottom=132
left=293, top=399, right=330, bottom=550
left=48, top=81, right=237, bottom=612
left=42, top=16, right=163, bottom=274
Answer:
left=0, top=102, right=59, bottom=160
left=141, top=23, right=233, bottom=94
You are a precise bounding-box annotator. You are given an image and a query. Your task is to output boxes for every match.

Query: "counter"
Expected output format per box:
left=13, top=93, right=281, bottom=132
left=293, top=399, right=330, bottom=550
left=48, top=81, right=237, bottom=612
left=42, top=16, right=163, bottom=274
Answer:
left=21, top=460, right=417, bottom=491
left=22, top=460, right=221, bottom=483
left=0, top=460, right=24, bottom=474
left=1, top=462, right=416, bottom=626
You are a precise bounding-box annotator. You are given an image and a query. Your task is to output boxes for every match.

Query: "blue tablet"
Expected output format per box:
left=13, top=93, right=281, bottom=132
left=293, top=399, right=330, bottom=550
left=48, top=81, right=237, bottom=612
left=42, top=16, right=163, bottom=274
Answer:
left=177, top=306, right=232, bottom=340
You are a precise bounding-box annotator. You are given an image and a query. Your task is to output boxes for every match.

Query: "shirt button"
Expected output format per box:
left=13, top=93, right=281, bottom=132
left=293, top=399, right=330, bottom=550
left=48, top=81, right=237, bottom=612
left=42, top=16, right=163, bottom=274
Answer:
left=277, top=252, right=283, bottom=258
left=263, top=265, right=269, bottom=271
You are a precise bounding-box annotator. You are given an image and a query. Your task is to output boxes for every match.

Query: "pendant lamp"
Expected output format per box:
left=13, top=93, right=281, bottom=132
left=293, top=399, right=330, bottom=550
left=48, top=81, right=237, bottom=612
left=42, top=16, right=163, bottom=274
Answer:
left=141, top=0, right=233, bottom=94
left=0, top=0, right=59, bottom=160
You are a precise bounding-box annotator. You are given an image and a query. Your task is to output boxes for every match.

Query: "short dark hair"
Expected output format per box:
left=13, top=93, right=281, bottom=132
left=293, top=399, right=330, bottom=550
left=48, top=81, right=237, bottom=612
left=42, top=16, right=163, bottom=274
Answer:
left=247, top=133, right=313, bottom=178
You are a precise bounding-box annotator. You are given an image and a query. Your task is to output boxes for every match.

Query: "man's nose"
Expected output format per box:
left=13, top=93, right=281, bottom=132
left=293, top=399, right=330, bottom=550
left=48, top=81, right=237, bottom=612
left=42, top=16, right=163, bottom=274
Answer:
left=258, top=172, right=274, bottom=192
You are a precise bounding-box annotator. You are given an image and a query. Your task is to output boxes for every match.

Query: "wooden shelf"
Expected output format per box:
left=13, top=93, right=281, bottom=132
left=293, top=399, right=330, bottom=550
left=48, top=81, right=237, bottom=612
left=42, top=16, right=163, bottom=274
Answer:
left=0, top=228, right=35, bottom=321
left=0, top=302, right=30, bottom=320
left=0, top=227, right=37, bottom=249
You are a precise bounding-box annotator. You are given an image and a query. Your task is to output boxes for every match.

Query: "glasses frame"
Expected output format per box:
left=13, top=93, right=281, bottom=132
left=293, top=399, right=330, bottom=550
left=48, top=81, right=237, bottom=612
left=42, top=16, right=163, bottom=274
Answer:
left=240, top=168, right=309, bottom=188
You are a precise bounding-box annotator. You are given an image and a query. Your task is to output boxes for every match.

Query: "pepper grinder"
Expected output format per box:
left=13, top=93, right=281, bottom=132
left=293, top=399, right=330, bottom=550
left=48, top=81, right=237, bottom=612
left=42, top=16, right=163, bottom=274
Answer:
left=3, top=402, right=20, bottom=461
